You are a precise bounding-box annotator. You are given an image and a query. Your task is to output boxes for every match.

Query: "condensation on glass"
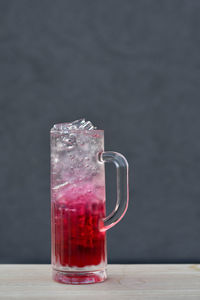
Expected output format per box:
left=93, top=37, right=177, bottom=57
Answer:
left=50, top=120, right=129, bottom=284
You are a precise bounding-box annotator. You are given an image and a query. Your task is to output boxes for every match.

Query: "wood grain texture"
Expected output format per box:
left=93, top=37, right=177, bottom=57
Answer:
left=0, top=264, right=200, bottom=299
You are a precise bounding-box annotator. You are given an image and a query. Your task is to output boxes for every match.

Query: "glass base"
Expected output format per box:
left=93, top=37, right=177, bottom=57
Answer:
left=52, top=269, right=107, bottom=285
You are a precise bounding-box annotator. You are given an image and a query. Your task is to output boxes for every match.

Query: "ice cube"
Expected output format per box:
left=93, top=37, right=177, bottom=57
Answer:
left=51, top=119, right=97, bottom=133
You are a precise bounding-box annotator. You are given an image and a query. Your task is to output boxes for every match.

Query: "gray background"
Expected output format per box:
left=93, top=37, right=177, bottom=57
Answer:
left=0, top=0, right=200, bottom=263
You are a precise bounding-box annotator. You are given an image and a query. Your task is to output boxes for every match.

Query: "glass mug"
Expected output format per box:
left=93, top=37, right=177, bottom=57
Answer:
left=50, top=120, right=129, bottom=284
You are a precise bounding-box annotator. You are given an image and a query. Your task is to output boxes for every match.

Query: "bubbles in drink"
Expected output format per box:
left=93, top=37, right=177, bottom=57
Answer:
left=51, top=119, right=103, bottom=189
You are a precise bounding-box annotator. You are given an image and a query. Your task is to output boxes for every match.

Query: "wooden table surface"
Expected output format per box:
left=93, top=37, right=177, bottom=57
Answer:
left=0, top=264, right=200, bottom=300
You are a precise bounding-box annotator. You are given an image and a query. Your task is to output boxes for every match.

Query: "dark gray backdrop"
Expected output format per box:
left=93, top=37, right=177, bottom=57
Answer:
left=0, top=0, right=200, bottom=263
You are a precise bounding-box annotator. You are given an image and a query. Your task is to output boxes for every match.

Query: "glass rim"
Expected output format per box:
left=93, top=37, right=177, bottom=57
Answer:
left=50, top=129, right=104, bottom=133
left=50, top=126, right=104, bottom=135
left=50, top=122, right=104, bottom=135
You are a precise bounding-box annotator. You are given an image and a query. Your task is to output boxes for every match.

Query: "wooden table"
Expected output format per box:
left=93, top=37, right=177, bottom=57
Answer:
left=0, top=264, right=200, bottom=299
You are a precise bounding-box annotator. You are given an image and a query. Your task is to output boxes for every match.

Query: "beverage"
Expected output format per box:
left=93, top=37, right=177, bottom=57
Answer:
left=51, top=185, right=106, bottom=270
left=50, top=119, right=129, bottom=284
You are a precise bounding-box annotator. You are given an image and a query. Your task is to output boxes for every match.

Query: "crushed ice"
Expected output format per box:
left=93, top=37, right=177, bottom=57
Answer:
left=51, top=119, right=102, bottom=189
left=51, top=119, right=96, bottom=133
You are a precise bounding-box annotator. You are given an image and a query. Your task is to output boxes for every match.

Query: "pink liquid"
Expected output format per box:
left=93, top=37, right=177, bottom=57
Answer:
left=51, top=187, right=106, bottom=268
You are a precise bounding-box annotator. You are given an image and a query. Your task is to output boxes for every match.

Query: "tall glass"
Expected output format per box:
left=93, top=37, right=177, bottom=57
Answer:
left=51, top=122, right=129, bottom=284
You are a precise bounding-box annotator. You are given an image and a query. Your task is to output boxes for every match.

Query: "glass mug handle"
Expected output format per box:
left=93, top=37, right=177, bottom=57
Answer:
left=99, top=151, right=129, bottom=231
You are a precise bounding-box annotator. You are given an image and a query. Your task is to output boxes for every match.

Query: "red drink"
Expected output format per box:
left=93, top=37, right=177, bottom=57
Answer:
left=51, top=186, right=106, bottom=269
